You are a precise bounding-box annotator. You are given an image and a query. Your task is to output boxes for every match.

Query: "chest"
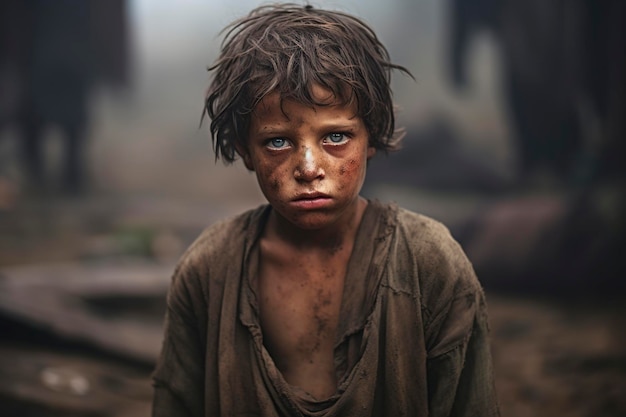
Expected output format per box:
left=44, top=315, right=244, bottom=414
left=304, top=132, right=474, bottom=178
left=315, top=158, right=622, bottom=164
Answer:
left=253, top=244, right=354, bottom=399
left=256, top=255, right=346, bottom=355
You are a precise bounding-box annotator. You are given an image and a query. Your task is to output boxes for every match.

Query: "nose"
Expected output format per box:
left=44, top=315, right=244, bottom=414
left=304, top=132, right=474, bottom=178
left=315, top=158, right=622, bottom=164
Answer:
left=294, top=146, right=325, bottom=182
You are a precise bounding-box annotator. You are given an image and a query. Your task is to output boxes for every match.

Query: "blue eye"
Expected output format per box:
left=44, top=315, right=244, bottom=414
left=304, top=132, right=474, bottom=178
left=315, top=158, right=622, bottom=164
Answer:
left=268, top=138, right=287, bottom=148
left=327, top=133, right=346, bottom=143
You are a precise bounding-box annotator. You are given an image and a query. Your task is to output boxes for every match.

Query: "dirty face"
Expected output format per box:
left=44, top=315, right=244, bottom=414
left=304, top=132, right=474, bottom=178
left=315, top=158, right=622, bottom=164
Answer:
left=239, top=85, right=376, bottom=231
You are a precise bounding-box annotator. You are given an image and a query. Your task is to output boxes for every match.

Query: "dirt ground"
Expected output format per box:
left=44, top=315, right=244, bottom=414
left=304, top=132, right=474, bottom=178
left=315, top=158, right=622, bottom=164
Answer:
left=488, top=293, right=626, bottom=417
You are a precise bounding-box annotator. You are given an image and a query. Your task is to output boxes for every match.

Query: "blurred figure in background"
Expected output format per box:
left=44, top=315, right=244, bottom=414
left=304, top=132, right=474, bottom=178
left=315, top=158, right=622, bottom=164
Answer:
left=0, top=0, right=129, bottom=195
left=447, top=0, right=626, bottom=290
left=448, top=0, right=625, bottom=188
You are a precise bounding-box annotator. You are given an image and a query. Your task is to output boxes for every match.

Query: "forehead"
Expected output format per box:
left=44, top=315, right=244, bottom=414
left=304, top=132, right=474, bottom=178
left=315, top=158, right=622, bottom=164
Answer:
left=251, top=84, right=358, bottom=123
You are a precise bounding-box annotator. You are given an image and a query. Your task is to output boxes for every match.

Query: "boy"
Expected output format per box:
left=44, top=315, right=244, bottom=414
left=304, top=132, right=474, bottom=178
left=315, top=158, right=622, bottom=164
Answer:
left=152, top=4, right=499, bottom=416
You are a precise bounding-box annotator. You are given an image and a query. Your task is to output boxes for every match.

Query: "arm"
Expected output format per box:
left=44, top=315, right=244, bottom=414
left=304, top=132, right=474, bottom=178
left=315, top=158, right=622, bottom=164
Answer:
left=396, top=209, right=499, bottom=416
left=152, top=265, right=205, bottom=417
left=426, top=288, right=500, bottom=417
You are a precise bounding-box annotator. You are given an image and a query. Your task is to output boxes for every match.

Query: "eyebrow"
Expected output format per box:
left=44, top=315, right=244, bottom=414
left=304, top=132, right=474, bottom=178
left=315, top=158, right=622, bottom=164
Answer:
left=256, top=126, right=289, bottom=135
left=320, top=122, right=360, bottom=131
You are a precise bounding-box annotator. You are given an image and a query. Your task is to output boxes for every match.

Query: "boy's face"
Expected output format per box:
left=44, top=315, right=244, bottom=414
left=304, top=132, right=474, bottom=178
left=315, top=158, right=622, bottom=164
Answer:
left=239, top=85, right=375, bottom=231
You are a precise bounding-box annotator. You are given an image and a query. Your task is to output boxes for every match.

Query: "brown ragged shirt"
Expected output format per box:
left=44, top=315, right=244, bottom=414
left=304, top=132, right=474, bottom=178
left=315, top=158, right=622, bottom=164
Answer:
left=152, top=200, right=500, bottom=416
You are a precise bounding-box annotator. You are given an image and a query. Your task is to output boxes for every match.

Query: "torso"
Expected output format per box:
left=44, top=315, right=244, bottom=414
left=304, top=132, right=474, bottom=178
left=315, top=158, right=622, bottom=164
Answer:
left=257, top=234, right=353, bottom=400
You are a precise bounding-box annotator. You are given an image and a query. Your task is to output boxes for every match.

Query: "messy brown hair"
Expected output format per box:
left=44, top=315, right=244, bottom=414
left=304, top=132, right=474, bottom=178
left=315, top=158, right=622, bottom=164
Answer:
left=203, top=3, right=412, bottom=163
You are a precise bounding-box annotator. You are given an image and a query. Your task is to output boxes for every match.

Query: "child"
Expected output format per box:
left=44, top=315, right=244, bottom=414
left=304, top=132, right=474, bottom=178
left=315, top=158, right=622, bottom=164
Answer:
left=152, top=4, right=499, bottom=416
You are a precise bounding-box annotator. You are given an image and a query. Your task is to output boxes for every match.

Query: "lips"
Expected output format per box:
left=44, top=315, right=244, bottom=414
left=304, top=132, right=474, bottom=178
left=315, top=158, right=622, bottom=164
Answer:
left=293, top=192, right=330, bottom=201
left=290, top=192, right=332, bottom=209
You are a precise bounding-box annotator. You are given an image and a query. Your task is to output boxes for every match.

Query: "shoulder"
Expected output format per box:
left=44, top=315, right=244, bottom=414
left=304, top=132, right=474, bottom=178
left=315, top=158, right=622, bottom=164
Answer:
left=187, top=205, right=265, bottom=260
left=170, top=204, right=268, bottom=292
left=395, top=207, right=470, bottom=273
left=391, top=206, right=482, bottom=315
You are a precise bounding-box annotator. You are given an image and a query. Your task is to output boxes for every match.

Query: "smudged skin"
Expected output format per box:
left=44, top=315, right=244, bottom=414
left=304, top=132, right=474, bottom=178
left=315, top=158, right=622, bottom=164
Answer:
left=238, top=85, right=375, bottom=400
left=256, top=240, right=349, bottom=400
left=238, top=85, right=375, bottom=235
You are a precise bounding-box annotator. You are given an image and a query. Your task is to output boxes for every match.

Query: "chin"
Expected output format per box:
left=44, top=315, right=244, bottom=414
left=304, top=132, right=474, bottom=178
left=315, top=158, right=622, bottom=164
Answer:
left=281, top=210, right=339, bottom=231
left=288, top=216, right=332, bottom=231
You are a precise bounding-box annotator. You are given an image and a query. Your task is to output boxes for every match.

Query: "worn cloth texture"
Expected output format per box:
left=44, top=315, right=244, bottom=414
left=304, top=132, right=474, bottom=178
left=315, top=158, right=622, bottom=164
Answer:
left=152, top=200, right=500, bottom=417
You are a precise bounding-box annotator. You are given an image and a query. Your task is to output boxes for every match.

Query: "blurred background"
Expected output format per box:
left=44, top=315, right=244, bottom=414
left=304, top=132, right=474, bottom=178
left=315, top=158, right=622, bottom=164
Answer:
left=0, top=0, right=624, bottom=416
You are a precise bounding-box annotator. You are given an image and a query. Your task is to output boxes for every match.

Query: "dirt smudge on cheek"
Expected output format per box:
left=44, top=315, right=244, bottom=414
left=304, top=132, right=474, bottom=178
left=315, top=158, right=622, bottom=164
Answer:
left=342, top=159, right=357, bottom=175
left=271, top=177, right=280, bottom=191
left=260, top=165, right=281, bottom=192
left=337, top=159, right=359, bottom=191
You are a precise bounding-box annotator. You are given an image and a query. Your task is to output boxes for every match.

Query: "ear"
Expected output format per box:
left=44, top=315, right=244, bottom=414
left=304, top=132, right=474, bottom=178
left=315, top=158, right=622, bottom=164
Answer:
left=235, top=142, right=254, bottom=171
left=367, top=146, right=376, bottom=160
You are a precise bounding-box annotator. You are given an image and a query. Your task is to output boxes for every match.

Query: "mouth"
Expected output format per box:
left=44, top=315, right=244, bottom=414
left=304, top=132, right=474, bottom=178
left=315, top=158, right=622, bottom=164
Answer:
left=293, top=192, right=331, bottom=201
left=290, top=192, right=332, bottom=209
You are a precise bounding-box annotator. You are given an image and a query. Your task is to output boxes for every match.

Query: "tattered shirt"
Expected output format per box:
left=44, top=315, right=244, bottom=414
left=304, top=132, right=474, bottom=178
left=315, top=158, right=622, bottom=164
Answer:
left=152, top=200, right=499, bottom=417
